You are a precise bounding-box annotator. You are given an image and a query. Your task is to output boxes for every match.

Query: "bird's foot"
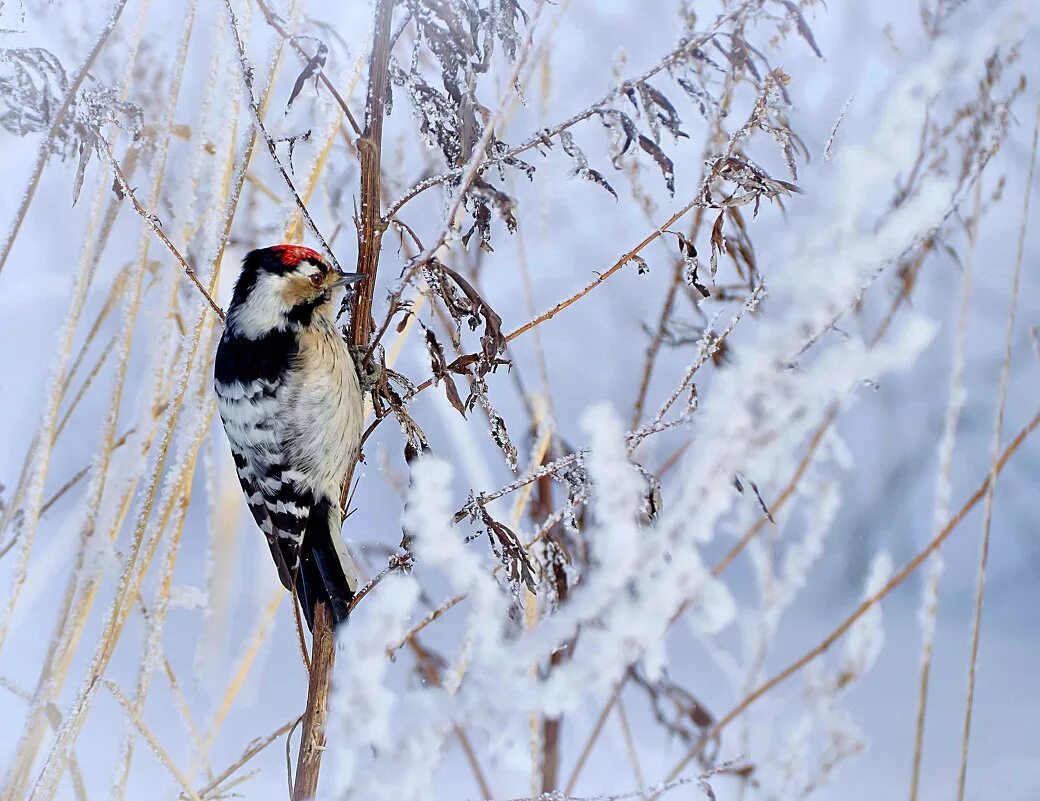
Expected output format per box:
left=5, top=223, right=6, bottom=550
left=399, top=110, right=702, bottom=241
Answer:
left=349, top=345, right=383, bottom=392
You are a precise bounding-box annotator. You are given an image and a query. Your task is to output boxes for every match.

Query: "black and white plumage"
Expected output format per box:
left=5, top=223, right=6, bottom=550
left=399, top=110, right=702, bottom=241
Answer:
left=214, top=245, right=365, bottom=630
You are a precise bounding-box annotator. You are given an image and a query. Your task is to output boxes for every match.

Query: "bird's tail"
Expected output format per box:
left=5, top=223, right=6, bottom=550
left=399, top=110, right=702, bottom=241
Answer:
left=295, top=497, right=357, bottom=631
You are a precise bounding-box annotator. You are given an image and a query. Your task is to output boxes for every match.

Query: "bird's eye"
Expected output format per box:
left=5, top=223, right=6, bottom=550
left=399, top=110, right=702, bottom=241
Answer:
left=309, top=272, right=323, bottom=287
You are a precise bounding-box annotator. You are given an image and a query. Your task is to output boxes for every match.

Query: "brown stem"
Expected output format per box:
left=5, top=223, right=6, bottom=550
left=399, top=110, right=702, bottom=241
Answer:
left=292, top=603, right=335, bottom=801
left=534, top=468, right=566, bottom=795
left=630, top=208, right=706, bottom=429
left=350, top=0, right=396, bottom=347
left=293, top=5, right=397, bottom=798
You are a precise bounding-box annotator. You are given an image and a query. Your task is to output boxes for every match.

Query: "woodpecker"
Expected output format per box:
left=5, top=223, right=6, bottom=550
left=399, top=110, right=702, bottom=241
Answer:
left=214, top=244, right=366, bottom=630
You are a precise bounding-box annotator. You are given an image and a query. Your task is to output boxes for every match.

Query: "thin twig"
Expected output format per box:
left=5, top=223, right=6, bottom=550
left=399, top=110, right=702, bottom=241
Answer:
left=955, top=100, right=1039, bottom=801
left=386, top=594, right=465, bottom=658
left=513, top=201, right=706, bottom=344
left=382, top=2, right=751, bottom=219
left=823, top=94, right=854, bottom=162
left=648, top=283, right=765, bottom=427
left=254, top=0, right=363, bottom=136
left=909, top=193, right=979, bottom=801
left=223, top=0, right=342, bottom=273
left=104, top=681, right=202, bottom=801
left=98, top=136, right=225, bottom=320
left=655, top=407, right=1040, bottom=793
left=615, top=698, right=647, bottom=799
left=195, top=720, right=298, bottom=799
left=406, top=636, right=495, bottom=799
left=563, top=682, right=623, bottom=795
left=630, top=208, right=706, bottom=429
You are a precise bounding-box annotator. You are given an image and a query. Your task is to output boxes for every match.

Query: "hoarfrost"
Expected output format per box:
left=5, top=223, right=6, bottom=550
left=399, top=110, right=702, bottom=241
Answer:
left=166, top=584, right=207, bottom=611
left=842, top=552, right=893, bottom=680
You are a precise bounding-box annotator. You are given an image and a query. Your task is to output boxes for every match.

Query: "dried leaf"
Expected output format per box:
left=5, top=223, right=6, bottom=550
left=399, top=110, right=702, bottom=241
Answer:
left=424, top=327, right=448, bottom=377
left=442, top=375, right=467, bottom=416
left=286, top=42, right=328, bottom=110
left=424, top=325, right=467, bottom=417
left=638, top=134, right=675, bottom=195
left=636, top=82, right=661, bottom=143
left=747, top=476, right=774, bottom=522
left=487, top=408, right=518, bottom=472
left=71, top=135, right=93, bottom=206
left=709, top=210, right=726, bottom=278
left=559, top=129, right=588, bottom=171
left=0, top=47, right=68, bottom=136
left=642, top=82, right=688, bottom=140
left=434, top=262, right=506, bottom=377
left=480, top=507, right=536, bottom=592
left=675, top=75, right=719, bottom=120
left=598, top=109, right=639, bottom=168
left=781, top=1, right=824, bottom=59
left=583, top=168, right=618, bottom=200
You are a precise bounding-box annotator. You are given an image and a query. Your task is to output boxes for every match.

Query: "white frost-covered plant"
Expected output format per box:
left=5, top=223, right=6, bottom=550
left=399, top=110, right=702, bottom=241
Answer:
left=1, top=1, right=1035, bottom=800
left=325, top=4, right=1031, bottom=799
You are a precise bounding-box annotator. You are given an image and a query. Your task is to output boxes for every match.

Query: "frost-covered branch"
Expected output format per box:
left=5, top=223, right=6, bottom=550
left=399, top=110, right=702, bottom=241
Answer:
left=222, top=0, right=342, bottom=274
left=253, top=0, right=363, bottom=136
left=382, top=0, right=756, bottom=220
left=659, top=406, right=1040, bottom=789
left=98, top=136, right=225, bottom=321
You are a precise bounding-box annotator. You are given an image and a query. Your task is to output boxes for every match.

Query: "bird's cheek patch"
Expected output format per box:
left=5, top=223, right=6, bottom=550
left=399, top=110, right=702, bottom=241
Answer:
left=281, top=275, right=319, bottom=307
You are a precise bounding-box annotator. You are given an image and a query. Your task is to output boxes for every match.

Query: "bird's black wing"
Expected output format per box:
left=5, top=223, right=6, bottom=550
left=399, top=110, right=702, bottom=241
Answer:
left=227, top=446, right=313, bottom=591
left=215, top=328, right=317, bottom=591
left=230, top=441, right=352, bottom=629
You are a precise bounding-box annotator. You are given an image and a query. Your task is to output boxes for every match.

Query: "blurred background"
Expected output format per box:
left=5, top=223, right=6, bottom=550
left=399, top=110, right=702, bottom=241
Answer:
left=0, top=1, right=1038, bottom=799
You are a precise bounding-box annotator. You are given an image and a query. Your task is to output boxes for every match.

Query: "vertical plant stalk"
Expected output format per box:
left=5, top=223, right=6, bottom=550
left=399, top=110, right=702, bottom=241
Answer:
left=293, top=3, right=395, bottom=799
left=909, top=188, right=979, bottom=801
left=955, top=102, right=1039, bottom=801
left=629, top=206, right=706, bottom=429
left=349, top=0, right=395, bottom=343
left=292, top=603, right=335, bottom=801
left=0, top=0, right=153, bottom=777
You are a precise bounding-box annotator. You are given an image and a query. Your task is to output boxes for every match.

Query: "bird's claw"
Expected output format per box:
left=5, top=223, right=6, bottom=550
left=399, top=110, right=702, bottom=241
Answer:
left=349, top=345, right=382, bottom=392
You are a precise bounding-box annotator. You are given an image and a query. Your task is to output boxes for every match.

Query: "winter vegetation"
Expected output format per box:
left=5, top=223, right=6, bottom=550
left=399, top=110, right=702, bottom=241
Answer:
left=0, top=0, right=1038, bottom=800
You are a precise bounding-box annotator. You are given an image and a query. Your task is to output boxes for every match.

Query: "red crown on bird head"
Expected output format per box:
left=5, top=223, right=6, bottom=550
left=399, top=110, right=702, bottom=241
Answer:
left=270, top=244, right=324, bottom=267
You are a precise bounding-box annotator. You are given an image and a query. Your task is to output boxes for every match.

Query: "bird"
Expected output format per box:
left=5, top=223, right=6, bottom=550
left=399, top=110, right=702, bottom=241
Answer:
left=214, top=244, right=366, bottom=630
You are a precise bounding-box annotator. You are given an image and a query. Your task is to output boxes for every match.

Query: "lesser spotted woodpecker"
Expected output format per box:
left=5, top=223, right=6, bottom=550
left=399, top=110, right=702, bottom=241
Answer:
left=214, top=244, right=365, bottom=630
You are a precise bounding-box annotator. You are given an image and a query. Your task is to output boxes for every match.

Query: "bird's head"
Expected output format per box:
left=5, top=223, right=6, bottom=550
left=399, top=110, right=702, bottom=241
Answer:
left=227, top=244, right=365, bottom=337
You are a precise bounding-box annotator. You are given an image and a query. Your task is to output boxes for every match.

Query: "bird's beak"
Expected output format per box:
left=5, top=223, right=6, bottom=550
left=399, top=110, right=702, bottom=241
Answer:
left=328, top=270, right=366, bottom=288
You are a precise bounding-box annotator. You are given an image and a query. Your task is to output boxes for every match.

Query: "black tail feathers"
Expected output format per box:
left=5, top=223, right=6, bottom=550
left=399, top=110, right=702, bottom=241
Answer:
left=294, top=498, right=355, bottom=631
